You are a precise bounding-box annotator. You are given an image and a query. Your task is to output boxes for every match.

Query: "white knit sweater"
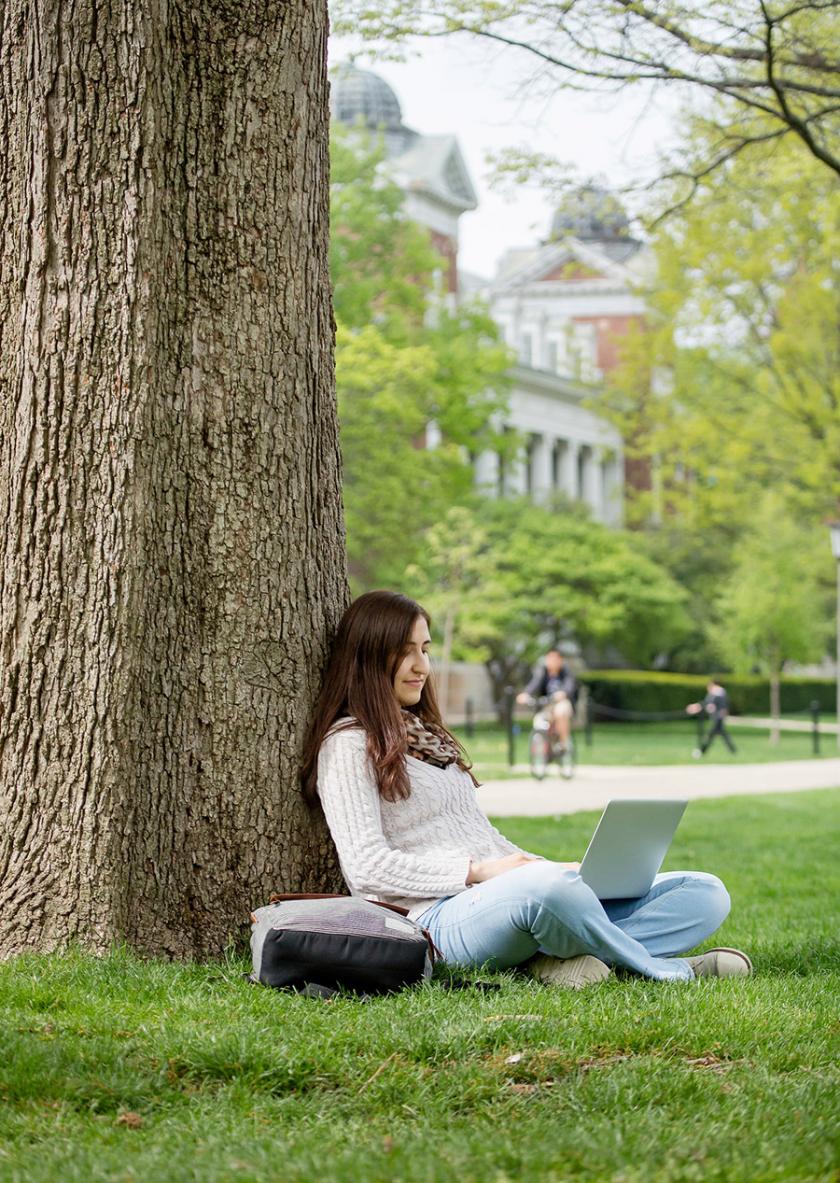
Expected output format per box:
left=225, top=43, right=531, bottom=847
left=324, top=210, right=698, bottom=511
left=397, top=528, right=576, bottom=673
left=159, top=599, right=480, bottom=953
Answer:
left=317, top=722, right=525, bottom=921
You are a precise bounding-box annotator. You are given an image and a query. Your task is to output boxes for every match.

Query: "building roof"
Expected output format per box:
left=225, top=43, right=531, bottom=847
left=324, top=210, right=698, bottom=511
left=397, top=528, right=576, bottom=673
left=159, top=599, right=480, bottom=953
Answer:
left=491, top=235, right=642, bottom=293
left=395, top=134, right=478, bottom=213
left=331, top=63, right=477, bottom=215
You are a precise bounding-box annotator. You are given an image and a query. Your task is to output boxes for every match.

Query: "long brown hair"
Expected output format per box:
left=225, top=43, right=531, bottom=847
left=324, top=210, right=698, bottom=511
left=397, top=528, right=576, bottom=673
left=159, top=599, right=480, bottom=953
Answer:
left=300, top=590, right=472, bottom=805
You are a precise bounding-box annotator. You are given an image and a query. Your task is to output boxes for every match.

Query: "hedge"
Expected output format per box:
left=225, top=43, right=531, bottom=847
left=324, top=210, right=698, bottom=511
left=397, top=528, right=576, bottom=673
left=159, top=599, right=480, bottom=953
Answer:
left=578, top=670, right=835, bottom=718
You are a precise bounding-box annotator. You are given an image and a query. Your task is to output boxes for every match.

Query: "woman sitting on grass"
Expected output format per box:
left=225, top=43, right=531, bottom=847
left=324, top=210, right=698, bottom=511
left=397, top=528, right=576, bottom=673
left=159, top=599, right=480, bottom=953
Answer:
left=301, top=591, right=752, bottom=989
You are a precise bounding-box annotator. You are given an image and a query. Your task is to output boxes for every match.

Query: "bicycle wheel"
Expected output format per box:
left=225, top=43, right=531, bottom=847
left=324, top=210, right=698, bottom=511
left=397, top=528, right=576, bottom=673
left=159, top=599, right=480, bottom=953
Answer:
left=558, top=738, right=576, bottom=780
left=529, top=731, right=550, bottom=780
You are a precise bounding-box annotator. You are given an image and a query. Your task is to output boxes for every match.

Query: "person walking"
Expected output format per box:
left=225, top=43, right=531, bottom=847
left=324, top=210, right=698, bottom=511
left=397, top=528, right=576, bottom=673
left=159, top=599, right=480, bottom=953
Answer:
left=687, top=679, right=738, bottom=757
left=301, top=591, right=752, bottom=989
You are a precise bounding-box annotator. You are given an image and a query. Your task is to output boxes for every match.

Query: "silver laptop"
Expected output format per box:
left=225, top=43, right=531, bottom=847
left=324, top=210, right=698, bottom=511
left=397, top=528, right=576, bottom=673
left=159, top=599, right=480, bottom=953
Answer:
left=579, top=799, right=687, bottom=899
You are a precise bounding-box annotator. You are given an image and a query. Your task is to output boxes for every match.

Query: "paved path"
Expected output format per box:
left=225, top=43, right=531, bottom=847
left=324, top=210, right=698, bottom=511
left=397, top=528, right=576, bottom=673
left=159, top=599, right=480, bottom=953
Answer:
left=728, top=714, right=838, bottom=733
left=476, top=758, right=840, bottom=816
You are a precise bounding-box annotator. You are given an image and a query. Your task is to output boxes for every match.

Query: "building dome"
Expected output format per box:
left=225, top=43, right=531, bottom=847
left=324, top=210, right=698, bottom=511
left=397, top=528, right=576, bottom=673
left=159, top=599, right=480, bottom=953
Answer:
left=550, top=185, right=632, bottom=242
left=330, top=63, right=404, bottom=132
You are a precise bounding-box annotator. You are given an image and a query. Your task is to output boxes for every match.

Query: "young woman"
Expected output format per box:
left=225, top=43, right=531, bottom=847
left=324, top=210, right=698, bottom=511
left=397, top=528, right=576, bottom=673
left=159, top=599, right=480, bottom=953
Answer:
left=301, top=591, right=752, bottom=988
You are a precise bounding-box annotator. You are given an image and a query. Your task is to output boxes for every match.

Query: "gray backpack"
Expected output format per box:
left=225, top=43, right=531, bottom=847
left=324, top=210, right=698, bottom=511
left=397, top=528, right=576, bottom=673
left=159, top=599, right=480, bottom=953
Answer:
left=249, top=894, right=436, bottom=999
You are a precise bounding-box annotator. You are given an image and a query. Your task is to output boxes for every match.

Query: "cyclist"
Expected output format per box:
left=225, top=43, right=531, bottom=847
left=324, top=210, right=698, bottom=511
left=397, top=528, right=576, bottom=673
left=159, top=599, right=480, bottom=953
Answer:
left=517, top=647, right=578, bottom=751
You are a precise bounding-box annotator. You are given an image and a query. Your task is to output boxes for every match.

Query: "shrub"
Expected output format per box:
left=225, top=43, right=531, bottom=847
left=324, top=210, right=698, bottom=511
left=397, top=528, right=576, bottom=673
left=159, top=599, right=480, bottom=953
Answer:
left=578, top=670, right=834, bottom=718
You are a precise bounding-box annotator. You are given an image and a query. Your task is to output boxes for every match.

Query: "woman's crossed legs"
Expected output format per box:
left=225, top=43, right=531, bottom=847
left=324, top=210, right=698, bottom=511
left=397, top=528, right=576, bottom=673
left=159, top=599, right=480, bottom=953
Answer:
left=418, top=860, right=731, bottom=981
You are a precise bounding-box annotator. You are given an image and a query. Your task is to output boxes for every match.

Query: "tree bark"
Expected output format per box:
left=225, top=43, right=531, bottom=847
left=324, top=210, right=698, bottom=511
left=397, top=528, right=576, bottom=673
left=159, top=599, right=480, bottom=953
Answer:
left=438, top=602, right=455, bottom=716
left=769, top=667, right=781, bottom=746
left=0, top=0, right=347, bottom=958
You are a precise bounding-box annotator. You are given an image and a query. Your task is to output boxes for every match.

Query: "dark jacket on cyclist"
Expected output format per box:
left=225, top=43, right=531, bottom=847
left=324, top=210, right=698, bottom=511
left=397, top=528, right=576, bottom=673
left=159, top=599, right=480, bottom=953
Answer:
left=524, top=664, right=578, bottom=707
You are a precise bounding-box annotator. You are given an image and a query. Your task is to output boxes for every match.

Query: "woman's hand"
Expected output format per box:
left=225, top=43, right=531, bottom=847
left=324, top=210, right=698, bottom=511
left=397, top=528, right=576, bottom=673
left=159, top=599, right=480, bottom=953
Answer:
left=467, top=852, right=538, bottom=884
left=467, top=855, right=580, bottom=884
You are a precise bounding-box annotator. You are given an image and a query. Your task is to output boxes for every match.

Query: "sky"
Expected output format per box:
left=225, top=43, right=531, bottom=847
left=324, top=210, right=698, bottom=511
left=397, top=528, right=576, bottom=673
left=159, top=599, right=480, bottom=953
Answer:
left=329, top=31, right=681, bottom=278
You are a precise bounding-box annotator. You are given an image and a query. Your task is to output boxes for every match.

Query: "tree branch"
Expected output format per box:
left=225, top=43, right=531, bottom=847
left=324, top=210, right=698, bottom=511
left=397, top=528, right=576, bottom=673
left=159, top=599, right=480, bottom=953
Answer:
left=340, top=0, right=840, bottom=180
left=759, top=0, right=840, bottom=174
left=612, top=0, right=840, bottom=72
left=644, top=125, right=789, bottom=227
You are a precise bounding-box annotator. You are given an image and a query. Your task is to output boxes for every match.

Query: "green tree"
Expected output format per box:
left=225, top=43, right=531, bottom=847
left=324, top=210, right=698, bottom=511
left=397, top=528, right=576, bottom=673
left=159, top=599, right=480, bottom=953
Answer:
left=330, top=125, right=513, bottom=589
left=406, top=498, right=691, bottom=702
left=337, top=324, right=478, bottom=589
left=405, top=505, right=488, bottom=707
left=335, top=0, right=840, bottom=186
left=595, top=127, right=839, bottom=668
left=711, top=495, right=831, bottom=740
left=612, top=132, right=839, bottom=525
left=330, top=127, right=437, bottom=338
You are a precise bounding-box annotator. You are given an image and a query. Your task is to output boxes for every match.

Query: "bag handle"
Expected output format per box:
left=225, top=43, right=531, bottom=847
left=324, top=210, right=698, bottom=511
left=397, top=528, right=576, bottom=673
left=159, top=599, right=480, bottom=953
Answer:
left=268, top=892, right=345, bottom=904
left=268, top=892, right=410, bottom=917
left=265, top=892, right=439, bottom=962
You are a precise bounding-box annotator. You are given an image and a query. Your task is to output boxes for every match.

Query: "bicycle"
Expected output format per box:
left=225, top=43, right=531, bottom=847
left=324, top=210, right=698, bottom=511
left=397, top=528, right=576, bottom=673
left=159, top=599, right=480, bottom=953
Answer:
left=525, top=695, right=577, bottom=780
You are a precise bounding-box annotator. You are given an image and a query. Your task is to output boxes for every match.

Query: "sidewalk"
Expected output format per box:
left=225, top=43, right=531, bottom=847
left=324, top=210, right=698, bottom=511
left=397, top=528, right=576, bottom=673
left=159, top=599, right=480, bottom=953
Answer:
left=476, top=757, right=840, bottom=816
left=728, top=715, right=839, bottom=733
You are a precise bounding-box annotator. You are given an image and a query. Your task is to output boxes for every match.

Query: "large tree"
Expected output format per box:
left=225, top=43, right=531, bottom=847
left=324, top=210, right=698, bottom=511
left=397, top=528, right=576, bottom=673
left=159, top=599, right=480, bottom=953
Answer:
left=0, top=1, right=346, bottom=957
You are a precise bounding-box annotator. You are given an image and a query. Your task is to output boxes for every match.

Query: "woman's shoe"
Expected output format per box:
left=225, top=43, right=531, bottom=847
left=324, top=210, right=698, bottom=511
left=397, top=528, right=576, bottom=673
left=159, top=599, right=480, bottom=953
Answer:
left=686, top=947, right=753, bottom=978
left=526, top=953, right=611, bottom=989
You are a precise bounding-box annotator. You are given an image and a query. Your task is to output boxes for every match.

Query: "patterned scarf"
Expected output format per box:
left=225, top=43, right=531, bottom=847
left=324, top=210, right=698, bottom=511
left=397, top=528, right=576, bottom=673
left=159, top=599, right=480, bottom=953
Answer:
left=401, top=709, right=461, bottom=769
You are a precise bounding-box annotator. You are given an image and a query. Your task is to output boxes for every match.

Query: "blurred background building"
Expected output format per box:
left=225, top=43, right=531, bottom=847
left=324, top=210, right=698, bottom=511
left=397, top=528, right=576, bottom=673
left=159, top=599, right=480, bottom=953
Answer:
left=331, top=64, right=638, bottom=528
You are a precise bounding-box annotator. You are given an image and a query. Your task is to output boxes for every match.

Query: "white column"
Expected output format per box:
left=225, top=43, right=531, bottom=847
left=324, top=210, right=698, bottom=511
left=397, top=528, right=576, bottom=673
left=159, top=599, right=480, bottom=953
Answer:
left=511, top=300, right=522, bottom=353
left=602, top=451, right=624, bottom=526
left=474, top=449, right=500, bottom=496
left=507, top=438, right=528, bottom=496
left=531, top=434, right=554, bottom=504
left=425, top=420, right=441, bottom=450
left=556, top=439, right=579, bottom=503
left=582, top=446, right=602, bottom=518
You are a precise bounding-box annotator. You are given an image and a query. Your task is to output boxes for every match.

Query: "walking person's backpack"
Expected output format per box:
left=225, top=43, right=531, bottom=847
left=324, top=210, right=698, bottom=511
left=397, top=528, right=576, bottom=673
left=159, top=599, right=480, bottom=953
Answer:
left=249, top=893, right=437, bottom=999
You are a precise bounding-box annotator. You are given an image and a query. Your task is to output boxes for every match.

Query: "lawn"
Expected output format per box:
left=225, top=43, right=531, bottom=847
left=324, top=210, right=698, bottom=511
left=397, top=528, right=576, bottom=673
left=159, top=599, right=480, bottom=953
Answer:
left=1, top=790, right=838, bottom=1182
left=455, top=720, right=836, bottom=777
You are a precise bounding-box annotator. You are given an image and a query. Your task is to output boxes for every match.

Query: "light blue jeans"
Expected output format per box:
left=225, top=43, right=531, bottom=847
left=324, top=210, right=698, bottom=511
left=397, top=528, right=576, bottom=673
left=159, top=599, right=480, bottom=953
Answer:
left=416, top=861, right=731, bottom=981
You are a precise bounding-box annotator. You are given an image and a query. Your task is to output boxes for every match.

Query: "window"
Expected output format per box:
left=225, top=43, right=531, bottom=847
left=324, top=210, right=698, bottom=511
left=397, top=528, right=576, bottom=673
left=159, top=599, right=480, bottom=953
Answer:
left=572, top=323, right=598, bottom=380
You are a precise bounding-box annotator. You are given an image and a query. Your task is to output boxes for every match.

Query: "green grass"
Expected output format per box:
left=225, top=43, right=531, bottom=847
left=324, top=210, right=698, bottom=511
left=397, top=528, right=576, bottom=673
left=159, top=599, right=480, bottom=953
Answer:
left=1, top=791, right=839, bottom=1182
left=455, top=720, right=837, bottom=776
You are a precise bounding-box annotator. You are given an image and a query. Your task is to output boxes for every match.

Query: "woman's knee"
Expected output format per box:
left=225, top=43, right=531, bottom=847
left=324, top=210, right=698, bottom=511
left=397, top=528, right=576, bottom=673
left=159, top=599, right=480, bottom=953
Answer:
left=509, top=860, right=595, bottom=917
left=690, top=872, right=731, bottom=929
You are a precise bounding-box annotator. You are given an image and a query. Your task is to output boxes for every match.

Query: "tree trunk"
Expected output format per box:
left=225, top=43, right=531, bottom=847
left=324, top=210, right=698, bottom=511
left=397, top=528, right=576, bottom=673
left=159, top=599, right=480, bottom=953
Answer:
left=437, top=603, right=455, bottom=715
left=769, top=666, right=781, bottom=746
left=486, top=653, right=524, bottom=723
left=0, top=0, right=347, bottom=958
